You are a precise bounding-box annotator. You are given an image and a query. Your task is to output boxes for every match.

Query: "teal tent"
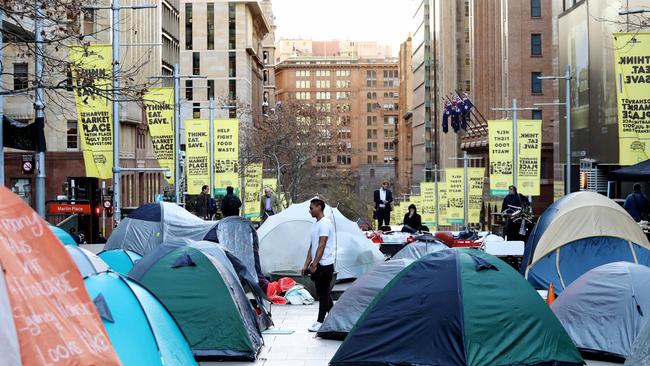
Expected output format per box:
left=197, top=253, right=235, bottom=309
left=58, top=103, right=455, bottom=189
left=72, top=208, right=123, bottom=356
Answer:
left=331, top=249, right=583, bottom=366
left=84, top=272, right=196, bottom=366
left=99, top=249, right=142, bottom=275
left=129, top=241, right=263, bottom=360
left=49, top=225, right=77, bottom=246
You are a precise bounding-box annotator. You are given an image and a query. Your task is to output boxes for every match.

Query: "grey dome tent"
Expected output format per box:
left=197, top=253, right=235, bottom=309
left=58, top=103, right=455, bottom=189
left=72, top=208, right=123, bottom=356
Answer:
left=317, top=259, right=413, bottom=339
left=105, top=202, right=215, bottom=255
left=552, top=262, right=650, bottom=359
left=391, top=238, right=448, bottom=261
left=626, top=317, right=650, bottom=365
left=203, top=215, right=266, bottom=286
left=129, top=239, right=266, bottom=360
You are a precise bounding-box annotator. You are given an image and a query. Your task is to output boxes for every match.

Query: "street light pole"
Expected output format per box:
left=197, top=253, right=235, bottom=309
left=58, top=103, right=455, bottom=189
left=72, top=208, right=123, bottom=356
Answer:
left=34, top=0, right=46, bottom=217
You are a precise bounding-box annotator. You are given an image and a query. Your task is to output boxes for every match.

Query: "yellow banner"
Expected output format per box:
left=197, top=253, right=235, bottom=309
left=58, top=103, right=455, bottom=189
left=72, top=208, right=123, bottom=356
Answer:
left=438, top=183, right=448, bottom=226
left=70, top=45, right=113, bottom=179
left=390, top=204, right=400, bottom=225
left=215, top=119, right=239, bottom=195
left=468, top=168, right=485, bottom=224
left=262, top=178, right=277, bottom=192
left=242, top=163, right=263, bottom=219
left=516, top=120, right=542, bottom=196
left=615, top=33, right=650, bottom=165
left=185, top=119, right=210, bottom=195
left=446, top=168, right=465, bottom=224
left=420, top=182, right=436, bottom=227
left=488, top=120, right=514, bottom=196
left=144, top=88, right=175, bottom=184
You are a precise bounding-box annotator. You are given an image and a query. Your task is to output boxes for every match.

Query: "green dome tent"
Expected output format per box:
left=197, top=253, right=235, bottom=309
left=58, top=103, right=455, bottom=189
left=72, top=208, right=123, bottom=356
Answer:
left=331, top=249, right=583, bottom=366
left=129, top=241, right=263, bottom=360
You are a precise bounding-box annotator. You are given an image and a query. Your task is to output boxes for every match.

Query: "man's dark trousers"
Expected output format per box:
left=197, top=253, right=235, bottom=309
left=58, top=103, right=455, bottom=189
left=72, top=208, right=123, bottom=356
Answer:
left=376, top=207, right=390, bottom=228
left=312, top=263, right=334, bottom=323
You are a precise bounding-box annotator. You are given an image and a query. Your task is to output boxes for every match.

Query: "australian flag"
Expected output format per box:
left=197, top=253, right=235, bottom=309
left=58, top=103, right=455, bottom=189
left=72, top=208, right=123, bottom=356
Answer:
left=460, top=94, right=474, bottom=131
left=451, top=97, right=461, bottom=133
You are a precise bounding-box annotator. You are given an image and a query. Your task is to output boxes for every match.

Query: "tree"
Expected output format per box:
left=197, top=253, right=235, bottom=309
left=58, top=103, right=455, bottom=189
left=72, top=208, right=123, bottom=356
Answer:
left=1, top=0, right=158, bottom=112
left=246, top=99, right=350, bottom=205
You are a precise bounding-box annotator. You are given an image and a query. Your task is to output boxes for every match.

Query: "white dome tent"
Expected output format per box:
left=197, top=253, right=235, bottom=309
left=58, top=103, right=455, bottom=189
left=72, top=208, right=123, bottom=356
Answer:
left=257, top=197, right=384, bottom=280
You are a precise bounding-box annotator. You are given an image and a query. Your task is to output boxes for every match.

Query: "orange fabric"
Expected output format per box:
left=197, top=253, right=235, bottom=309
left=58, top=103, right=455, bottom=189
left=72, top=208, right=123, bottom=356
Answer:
left=434, top=231, right=455, bottom=247
left=278, top=277, right=296, bottom=292
left=547, top=282, right=556, bottom=305
left=266, top=281, right=281, bottom=298
left=0, top=187, right=121, bottom=365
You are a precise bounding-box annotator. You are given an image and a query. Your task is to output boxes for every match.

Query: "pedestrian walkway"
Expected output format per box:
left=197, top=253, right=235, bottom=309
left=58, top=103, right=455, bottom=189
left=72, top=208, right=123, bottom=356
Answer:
left=201, top=303, right=340, bottom=366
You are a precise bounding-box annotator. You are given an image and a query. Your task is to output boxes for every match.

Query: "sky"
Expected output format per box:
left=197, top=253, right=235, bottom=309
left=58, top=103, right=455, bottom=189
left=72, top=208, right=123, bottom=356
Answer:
left=271, top=0, right=414, bottom=56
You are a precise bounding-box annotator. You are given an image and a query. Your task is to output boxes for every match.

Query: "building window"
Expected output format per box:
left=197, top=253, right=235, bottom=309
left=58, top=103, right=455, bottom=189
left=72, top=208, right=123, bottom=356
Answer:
left=336, top=80, right=350, bottom=88
left=531, top=0, right=541, bottom=17
left=367, top=92, right=376, bottom=99
left=531, top=72, right=542, bottom=94
left=384, top=129, right=395, bottom=138
left=207, top=3, right=214, bottom=50
left=193, top=52, right=200, bottom=75
left=367, top=116, right=377, bottom=126
left=185, top=3, right=192, bottom=49
left=367, top=142, right=377, bottom=151
left=316, top=92, right=330, bottom=100
left=315, top=70, right=331, bottom=77
left=82, top=9, right=95, bottom=35
left=207, top=80, right=214, bottom=100
left=13, top=63, right=28, bottom=90
left=295, top=92, right=310, bottom=100
left=316, top=80, right=330, bottom=88
left=185, top=80, right=193, bottom=100
left=532, top=109, right=543, bottom=120
left=367, top=155, right=378, bottom=164
left=296, top=70, right=310, bottom=77
left=384, top=116, right=396, bottom=125
left=367, top=129, right=377, bottom=139
left=229, top=79, right=236, bottom=100
left=229, top=52, right=236, bottom=78
left=531, top=34, right=542, bottom=56
left=193, top=103, right=201, bottom=118
left=337, top=155, right=351, bottom=165
left=366, top=70, right=376, bottom=87
left=384, top=156, right=394, bottom=164
left=383, top=70, right=398, bottom=87
left=228, top=3, right=236, bottom=49
left=67, top=120, right=78, bottom=150
left=336, top=92, right=350, bottom=100
left=384, top=142, right=394, bottom=151
left=296, top=80, right=310, bottom=88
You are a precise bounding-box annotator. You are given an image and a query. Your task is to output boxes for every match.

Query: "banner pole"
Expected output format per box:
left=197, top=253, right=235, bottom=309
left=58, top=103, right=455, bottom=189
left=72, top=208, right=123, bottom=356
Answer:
left=463, top=151, right=468, bottom=227
left=111, top=0, right=122, bottom=227
left=209, top=98, right=215, bottom=196
left=173, top=64, right=181, bottom=204
left=34, top=0, right=46, bottom=218
left=513, top=98, right=518, bottom=188
left=565, top=64, right=572, bottom=194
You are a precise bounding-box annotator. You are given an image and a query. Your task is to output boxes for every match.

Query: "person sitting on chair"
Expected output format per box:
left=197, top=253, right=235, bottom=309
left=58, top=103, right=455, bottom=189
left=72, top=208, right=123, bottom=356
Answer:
left=402, top=204, right=422, bottom=232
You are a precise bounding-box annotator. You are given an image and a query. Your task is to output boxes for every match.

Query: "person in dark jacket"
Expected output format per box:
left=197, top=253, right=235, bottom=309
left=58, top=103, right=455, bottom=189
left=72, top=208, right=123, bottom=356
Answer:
left=624, top=183, right=650, bottom=222
left=373, top=181, right=393, bottom=228
left=501, top=185, right=530, bottom=240
left=402, top=204, right=422, bottom=231
left=196, top=185, right=210, bottom=219
left=221, top=186, right=242, bottom=217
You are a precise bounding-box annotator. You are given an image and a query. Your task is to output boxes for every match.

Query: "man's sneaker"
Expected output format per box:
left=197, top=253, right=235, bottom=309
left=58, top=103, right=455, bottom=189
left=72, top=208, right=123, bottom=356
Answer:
left=308, top=322, right=322, bottom=332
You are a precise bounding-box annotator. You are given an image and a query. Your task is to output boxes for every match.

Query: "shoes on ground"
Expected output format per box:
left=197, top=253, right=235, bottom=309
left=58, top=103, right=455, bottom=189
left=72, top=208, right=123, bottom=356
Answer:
left=308, top=322, right=322, bottom=332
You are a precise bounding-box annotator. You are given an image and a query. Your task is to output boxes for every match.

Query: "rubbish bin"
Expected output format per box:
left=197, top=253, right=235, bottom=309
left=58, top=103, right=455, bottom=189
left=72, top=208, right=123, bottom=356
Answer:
left=270, top=270, right=337, bottom=301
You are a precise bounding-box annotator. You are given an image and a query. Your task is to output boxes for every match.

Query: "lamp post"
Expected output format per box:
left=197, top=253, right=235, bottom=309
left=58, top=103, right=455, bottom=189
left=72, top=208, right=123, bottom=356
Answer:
left=538, top=65, right=572, bottom=195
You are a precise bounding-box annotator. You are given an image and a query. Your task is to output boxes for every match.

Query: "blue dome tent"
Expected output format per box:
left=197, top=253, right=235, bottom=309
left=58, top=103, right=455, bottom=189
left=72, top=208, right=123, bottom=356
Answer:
left=521, top=191, right=650, bottom=294
left=99, top=249, right=142, bottom=275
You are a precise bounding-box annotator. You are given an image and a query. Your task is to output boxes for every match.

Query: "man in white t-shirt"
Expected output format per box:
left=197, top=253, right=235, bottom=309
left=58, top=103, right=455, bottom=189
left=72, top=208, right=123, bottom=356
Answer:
left=302, top=198, right=335, bottom=332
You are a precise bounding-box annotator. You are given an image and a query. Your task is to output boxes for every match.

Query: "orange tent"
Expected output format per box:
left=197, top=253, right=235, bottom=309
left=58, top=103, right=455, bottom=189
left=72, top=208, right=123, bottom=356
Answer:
left=0, top=187, right=121, bottom=365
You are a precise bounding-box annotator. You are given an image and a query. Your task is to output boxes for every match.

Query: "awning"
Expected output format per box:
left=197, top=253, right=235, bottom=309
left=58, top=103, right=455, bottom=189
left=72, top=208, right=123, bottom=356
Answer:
left=610, top=159, right=650, bottom=181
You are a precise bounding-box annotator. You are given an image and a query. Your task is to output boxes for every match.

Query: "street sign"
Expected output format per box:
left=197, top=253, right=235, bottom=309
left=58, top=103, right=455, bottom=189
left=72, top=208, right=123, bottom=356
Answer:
left=21, top=154, right=34, bottom=174
left=49, top=203, right=91, bottom=214
left=103, top=200, right=112, bottom=209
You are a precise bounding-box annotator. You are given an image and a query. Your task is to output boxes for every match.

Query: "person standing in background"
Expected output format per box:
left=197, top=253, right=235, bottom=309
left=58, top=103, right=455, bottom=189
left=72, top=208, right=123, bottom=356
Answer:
left=259, top=187, right=282, bottom=222
left=624, top=183, right=650, bottom=222
left=196, top=185, right=210, bottom=219
left=373, top=181, right=393, bottom=229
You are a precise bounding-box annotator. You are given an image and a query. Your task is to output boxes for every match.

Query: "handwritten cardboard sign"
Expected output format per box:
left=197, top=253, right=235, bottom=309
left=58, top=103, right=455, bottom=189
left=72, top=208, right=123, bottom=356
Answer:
left=0, top=186, right=121, bottom=365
